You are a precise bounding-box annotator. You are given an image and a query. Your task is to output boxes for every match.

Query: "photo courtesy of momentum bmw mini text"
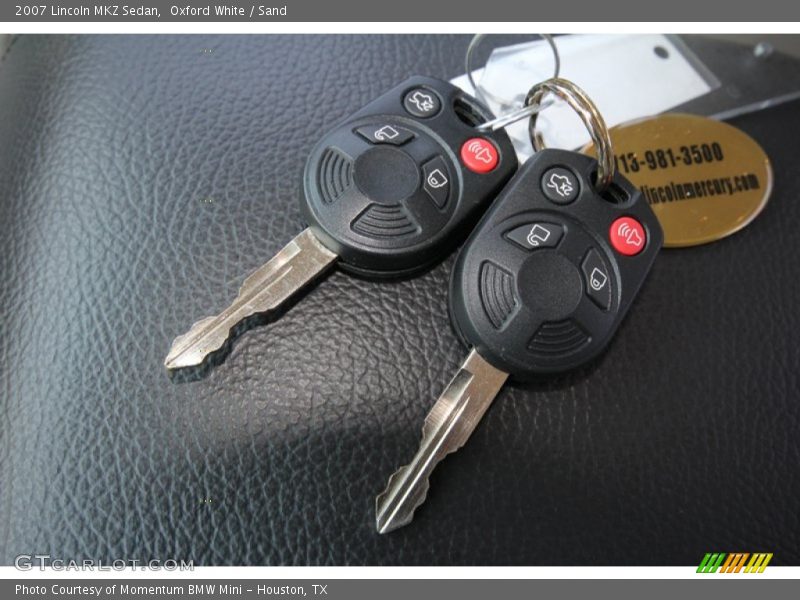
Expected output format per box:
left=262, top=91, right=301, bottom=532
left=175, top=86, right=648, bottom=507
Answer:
left=1, top=1, right=800, bottom=599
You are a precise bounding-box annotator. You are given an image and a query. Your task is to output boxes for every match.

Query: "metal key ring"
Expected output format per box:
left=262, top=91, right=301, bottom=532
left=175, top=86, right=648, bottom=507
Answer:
left=465, top=34, right=561, bottom=132
left=525, top=78, right=615, bottom=191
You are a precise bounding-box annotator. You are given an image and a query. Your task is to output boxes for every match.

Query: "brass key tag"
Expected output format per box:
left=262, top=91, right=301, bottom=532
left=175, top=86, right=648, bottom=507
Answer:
left=584, top=113, right=772, bottom=247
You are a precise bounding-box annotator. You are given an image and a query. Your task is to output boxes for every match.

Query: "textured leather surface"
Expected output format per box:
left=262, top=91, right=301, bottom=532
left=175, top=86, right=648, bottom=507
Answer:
left=1, top=35, right=799, bottom=566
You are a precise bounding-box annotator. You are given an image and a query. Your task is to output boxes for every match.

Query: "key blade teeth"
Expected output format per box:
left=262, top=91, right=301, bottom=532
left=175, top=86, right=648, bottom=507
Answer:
left=375, top=466, right=430, bottom=534
left=374, top=388, right=471, bottom=535
left=164, top=315, right=226, bottom=370
left=374, top=350, right=509, bottom=533
left=163, top=229, right=338, bottom=372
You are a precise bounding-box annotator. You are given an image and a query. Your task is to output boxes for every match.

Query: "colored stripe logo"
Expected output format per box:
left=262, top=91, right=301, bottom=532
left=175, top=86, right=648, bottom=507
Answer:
left=697, top=553, right=773, bottom=573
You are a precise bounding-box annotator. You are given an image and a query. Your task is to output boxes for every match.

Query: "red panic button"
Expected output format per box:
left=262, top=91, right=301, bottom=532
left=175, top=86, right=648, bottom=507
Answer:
left=460, top=138, right=499, bottom=173
left=609, top=217, right=647, bottom=256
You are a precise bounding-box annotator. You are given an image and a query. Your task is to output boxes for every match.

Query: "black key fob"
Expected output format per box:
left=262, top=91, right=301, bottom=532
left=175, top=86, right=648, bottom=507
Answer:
left=449, top=148, right=663, bottom=379
left=301, top=76, right=518, bottom=278
left=166, top=77, right=517, bottom=371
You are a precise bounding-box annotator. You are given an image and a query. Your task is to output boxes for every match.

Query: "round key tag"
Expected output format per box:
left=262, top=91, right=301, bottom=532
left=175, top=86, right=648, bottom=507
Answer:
left=584, top=113, right=773, bottom=247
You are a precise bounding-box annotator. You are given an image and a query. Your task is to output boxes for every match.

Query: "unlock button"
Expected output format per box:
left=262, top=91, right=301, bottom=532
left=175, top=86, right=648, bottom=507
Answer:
left=422, top=156, right=450, bottom=208
left=506, top=222, right=564, bottom=251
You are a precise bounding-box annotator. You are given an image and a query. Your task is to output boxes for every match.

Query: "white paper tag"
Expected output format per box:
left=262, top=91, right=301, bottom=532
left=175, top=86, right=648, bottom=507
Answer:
left=451, top=35, right=718, bottom=162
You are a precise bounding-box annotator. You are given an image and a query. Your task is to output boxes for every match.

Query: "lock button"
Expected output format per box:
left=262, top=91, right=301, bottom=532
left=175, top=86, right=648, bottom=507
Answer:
left=422, top=156, right=450, bottom=208
left=581, top=247, right=612, bottom=311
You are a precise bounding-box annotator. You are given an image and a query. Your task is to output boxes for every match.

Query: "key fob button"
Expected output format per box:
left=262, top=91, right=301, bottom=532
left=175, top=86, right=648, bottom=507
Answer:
left=356, top=124, right=415, bottom=146
left=581, top=247, right=612, bottom=310
left=506, top=222, right=564, bottom=250
left=460, top=138, right=499, bottom=174
left=609, top=216, right=647, bottom=256
left=541, top=166, right=580, bottom=204
left=403, top=87, right=441, bottom=118
left=421, top=156, right=450, bottom=208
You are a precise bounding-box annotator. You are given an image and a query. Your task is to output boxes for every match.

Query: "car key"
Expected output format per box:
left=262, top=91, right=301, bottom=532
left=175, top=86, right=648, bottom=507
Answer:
left=165, top=76, right=517, bottom=370
left=375, top=79, right=664, bottom=533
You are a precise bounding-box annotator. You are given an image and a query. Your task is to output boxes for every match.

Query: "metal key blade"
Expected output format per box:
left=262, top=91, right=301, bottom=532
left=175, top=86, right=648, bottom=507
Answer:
left=375, top=349, right=508, bottom=533
left=164, top=229, right=337, bottom=370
